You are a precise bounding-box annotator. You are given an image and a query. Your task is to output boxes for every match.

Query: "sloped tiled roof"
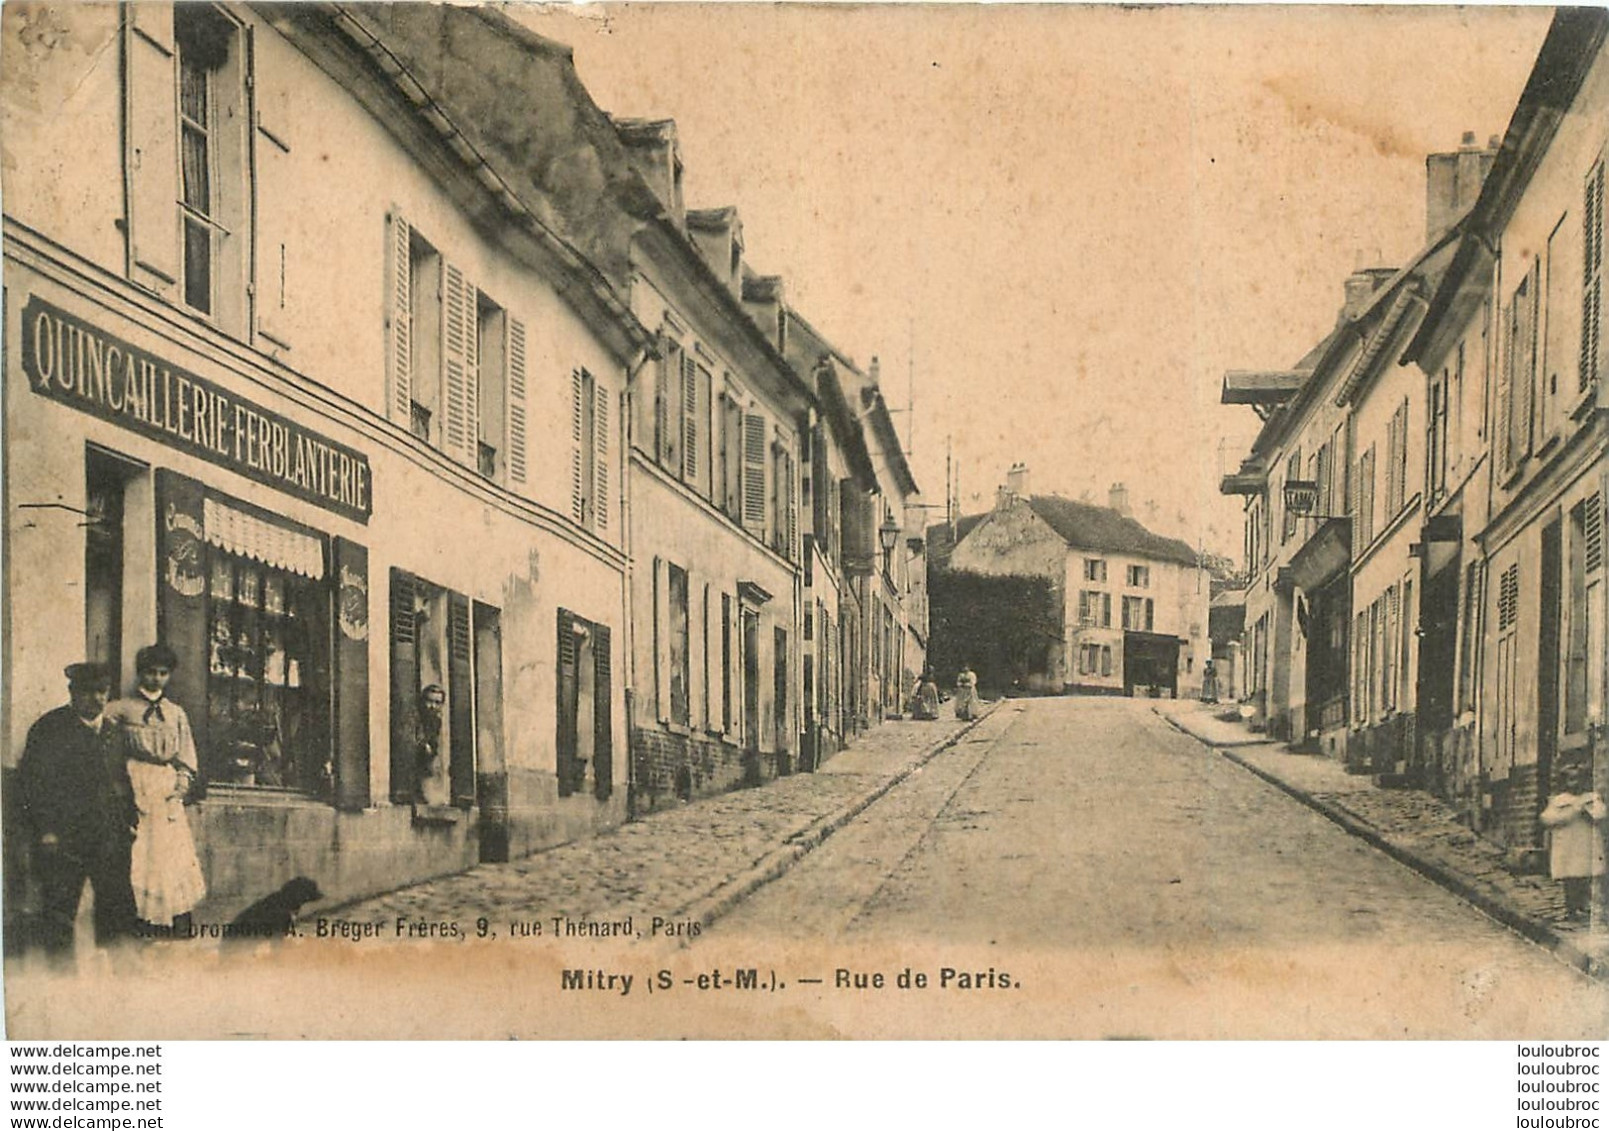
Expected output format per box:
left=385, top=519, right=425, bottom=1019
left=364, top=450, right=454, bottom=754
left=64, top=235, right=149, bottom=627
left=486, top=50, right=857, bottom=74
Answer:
left=932, top=496, right=1200, bottom=569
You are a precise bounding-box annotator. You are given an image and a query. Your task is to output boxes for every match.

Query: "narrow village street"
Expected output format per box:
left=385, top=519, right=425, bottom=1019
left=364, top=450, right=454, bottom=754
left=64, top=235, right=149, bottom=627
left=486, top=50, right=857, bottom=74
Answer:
left=703, top=697, right=1609, bottom=1037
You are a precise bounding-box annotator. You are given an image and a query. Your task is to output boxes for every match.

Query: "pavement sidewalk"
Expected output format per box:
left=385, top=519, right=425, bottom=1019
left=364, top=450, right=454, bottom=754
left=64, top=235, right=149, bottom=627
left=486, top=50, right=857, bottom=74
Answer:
left=1153, top=697, right=1609, bottom=980
left=328, top=705, right=1010, bottom=938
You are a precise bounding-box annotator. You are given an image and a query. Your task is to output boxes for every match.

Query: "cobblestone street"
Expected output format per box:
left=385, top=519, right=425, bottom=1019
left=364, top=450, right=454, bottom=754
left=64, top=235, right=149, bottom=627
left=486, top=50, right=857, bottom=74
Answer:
left=333, top=715, right=983, bottom=938
left=1154, top=698, right=1609, bottom=972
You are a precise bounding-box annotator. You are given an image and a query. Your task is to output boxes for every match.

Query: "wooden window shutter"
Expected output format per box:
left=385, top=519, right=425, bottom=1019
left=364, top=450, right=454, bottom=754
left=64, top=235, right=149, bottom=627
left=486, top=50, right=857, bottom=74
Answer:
left=556, top=608, right=578, bottom=797
left=332, top=539, right=371, bottom=811
left=507, top=317, right=528, bottom=485
left=443, top=264, right=476, bottom=464
left=785, top=449, right=798, bottom=559
left=570, top=369, right=585, bottom=523
left=742, top=411, right=767, bottom=536
left=594, top=381, right=610, bottom=532
left=1520, top=263, right=1540, bottom=459
left=386, top=209, right=413, bottom=427
left=1585, top=160, right=1605, bottom=395
left=447, top=592, right=475, bottom=807
left=698, top=366, right=713, bottom=496
left=655, top=344, right=672, bottom=468
left=254, top=50, right=296, bottom=350
left=126, top=3, right=180, bottom=295
left=682, top=353, right=698, bottom=483
left=654, top=557, right=671, bottom=721
left=1498, top=297, right=1516, bottom=473
left=388, top=569, right=419, bottom=803
left=1585, top=492, right=1603, bottom=574
left=593, top=624, right=613, bottom=801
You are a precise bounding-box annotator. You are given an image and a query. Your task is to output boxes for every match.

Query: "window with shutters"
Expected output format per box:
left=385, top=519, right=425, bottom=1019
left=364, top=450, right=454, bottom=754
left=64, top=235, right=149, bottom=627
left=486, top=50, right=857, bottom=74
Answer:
left=1084, top=559, right=1107, bottom=583
left=1583, top=156, right=1605, bottom=400
left=1122, top=596, right=1153, bottom=631
left=1126, top=564, right=1149, bottom=589
left=1564, top=494, right=1605, bottom=735
left=770, top=440, right=797, bottom=560
left=555, top=608, right=613, bottom=801
left=1355, top=445, right=1376, bottom=546
left=571, top=368, right=609, bottom=533
left=742, top=409, right=768, bottom=540
left=1540, top=214, right=1576, bottom=445
left=656, top=340, right=682, bottom=473
left=1494, top=562, right=1521, bottom=773
left=1427, top=366, right=1449, bottom=503
left=719, top=388, right=743, bottom=521
left=1282, top=450, right=1301, bottom=542
left=1078, top=590, right=1111, bottom=628
left=384, top=219, right=528, bottom=484
left=1500, top=265, right=1540, bottom=477
left=172, top=7, right=247, bottom=330
left=476, top=294, right=507, bottom=480
left=667, top=563, right=690, bottom=727
left=1457, top=559, right=1484, bottom=714
left=721, top=592, right=733, bottom=733
left=388, top=570, right=495, bottom=808
left=1385, top=400, right=1408, bottom=519
left=405, top=228, right=443, bottom=444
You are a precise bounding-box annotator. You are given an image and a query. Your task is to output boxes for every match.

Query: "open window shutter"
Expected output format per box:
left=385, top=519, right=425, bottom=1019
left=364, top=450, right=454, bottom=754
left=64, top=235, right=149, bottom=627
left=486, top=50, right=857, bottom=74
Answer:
left=507, top=317, right=528, bottom=485
left=254, top=42, right=295, bottom=350
left=655, top=345, right=673, bottom=467
left=556, top=609, right=578, bottom=797
left=332, top=539, right=371, bottom=810
left=743, top=411, right=767, bottom=536
left=654, top=558, right=671, bottom=721
left=447, top=592, right=475, bottom=807
left=386, top=209, right=412, bottom=426
left=1499, top=300, right=1518, bottom=472
left=1520, top=264, right=1540, bottom=459
left=388, top=569, right=419, bottom=803
left=682, top=353, right=699, bottom=483
left=594, top=382, right=610, bottom=532
left=443, top=264, right=475, bottom=464
left=126, top=3, right=179, bottom=294
left=570, top=369, right=585, bottom=523
left=593, top=624, right=613, bottom=801
left=785, top=449, right=798, bottom=559
left=1585, top=161, right=1605, bottom=395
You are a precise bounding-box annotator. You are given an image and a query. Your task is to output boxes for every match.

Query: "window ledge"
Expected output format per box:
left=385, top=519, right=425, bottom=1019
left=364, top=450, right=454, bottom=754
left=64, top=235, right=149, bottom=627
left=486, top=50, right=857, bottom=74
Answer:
left=411, top=803, right=467, bottom=828
left=1535, top=432, right=1562, bottom=459
left=1569, top=386, right=1600, bottom=422
left=198, top=785, right=326, bottom=810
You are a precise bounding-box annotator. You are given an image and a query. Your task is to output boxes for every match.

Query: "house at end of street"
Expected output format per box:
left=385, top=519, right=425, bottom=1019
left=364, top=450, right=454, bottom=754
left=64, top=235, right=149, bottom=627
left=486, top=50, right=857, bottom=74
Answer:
left=930, top=468, right=1210, bottom=698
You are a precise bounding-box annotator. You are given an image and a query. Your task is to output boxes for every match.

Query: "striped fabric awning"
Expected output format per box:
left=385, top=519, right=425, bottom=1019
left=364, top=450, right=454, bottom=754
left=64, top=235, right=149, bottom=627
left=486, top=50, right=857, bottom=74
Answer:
left=203, top=498, right=325, bottom=579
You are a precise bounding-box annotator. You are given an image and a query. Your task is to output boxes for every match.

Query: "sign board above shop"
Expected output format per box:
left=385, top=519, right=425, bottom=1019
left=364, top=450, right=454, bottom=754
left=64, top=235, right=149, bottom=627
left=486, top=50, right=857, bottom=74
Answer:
left=21, top=296, right=372, bottom=524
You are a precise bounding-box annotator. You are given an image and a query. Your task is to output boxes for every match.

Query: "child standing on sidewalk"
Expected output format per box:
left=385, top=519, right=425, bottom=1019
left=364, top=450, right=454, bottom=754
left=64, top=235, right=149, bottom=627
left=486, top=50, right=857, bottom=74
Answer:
left=1540, top=765, right=1606, bottom=923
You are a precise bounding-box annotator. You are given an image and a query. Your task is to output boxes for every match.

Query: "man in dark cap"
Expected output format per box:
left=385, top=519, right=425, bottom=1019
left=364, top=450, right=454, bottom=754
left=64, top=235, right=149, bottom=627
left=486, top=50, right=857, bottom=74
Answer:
left=17, top=663, right=137, bottom=960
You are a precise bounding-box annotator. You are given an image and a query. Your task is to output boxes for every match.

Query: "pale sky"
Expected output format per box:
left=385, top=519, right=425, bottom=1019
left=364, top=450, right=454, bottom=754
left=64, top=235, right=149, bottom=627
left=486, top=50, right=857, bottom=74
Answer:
left=514, top=3, right=1552, bottom=557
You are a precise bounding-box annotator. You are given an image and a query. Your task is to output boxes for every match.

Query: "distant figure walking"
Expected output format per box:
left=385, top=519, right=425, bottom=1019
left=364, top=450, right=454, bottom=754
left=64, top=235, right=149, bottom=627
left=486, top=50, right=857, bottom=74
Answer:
left=911, top=671, right=941, bottom=720
left=954, top=665, right=980, bottom=721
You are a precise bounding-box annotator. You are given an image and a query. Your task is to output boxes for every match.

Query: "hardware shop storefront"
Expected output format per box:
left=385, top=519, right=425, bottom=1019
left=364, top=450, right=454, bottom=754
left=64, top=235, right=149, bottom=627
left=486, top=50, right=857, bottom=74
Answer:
left=3, top=276, right=418, bottom=921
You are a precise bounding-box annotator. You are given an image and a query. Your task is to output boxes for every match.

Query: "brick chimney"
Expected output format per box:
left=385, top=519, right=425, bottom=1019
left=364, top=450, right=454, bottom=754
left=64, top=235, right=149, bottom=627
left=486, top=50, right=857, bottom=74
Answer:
left=1006, top=462, right=1029, bottom=498
left=1425, top=130, right=1498, bottom=243
left=1109, top=482, right=1130, bottom=518
left=1342, top=264, right=1398, bottom=320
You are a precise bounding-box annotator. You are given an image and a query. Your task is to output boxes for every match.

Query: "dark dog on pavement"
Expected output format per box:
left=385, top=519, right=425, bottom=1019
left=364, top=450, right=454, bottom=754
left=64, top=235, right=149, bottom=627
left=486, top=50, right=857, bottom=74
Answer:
left=224, top=877, right=325, bottom=944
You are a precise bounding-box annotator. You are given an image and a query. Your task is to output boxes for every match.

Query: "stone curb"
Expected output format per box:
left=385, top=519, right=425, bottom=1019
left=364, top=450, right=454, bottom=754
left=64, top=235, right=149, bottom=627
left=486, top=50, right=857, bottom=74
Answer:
left=1154, top=708, right=1607, bottom=984
left=670, top=704, right=1005, bottom=936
